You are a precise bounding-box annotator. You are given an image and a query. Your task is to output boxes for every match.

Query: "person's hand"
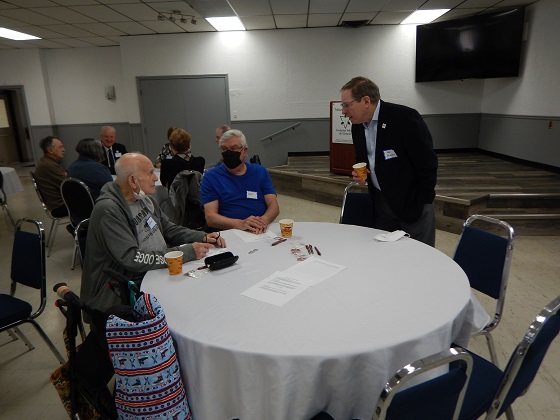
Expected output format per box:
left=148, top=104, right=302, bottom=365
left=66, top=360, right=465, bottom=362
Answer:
left=352, top=170, right=369, bottom=185
left=240, top=216, right=268, bottom=234
left=192, top=242, right=214, bottom=259
left=203, top=232, right=226, bottom=248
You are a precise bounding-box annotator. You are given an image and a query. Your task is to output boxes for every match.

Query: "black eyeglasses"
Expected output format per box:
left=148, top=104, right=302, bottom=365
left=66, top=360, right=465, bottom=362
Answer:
left=220, top=145, right=245, bottom=153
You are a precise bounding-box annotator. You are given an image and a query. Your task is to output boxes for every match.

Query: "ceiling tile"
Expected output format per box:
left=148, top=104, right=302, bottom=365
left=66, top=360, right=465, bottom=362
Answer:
left=270, top=0, right=309, bottom=15
left=229, top=0, right=273, bottom=16
left=11, top=25, right=69, bottom=39
left=371, top=11, right=412, bottom=24
left=308, top=14, right=342, bottom=27
left=78, top=22, right=126, bottom=36
left=32, top=7, right=97, bottom=24
left=0, top=9, right=64, bottom=25
left=75, top=36, right=119, bottom=46
left=69, top=5, right=131, bottom=22
left=309, top=0, right=347, bottom=14
left=3, top=0, right=59, bottom=7
left=240, top=15, right=276, bottom=30
left=42, top=24, right=99, bottom=37
left=340, top=12, right=377, bottom=22
left=346, top=0, right=386, bottom=13
left=381, top=0, right=425, bottom=12
left=275, top=14, right=308, bottom=28
left=107, top=21, right=157, bottom=35
left=110, top=3, right=162, bottom=21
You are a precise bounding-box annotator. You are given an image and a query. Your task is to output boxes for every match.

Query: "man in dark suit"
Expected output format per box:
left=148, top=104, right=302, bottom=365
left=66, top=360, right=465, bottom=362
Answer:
left=99, top=125, right=128, bottom=175
left=340, top=76, right=438, bottom=246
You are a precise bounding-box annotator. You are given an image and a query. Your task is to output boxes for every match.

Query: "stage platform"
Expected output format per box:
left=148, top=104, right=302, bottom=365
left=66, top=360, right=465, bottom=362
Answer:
left=268, top=152, right=560, bottom=235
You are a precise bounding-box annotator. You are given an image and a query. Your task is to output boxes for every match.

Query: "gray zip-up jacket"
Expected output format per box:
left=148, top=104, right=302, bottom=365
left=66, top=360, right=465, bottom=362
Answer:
left=80, top=181, right=205, bottom=315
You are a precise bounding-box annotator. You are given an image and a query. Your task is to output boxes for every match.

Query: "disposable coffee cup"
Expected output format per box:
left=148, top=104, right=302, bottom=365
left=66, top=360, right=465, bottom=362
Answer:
left=279, top=219, right=294, bottom=239
left=164, top=250, right=183, bottom=275
left=352, top=162, right=368, bottom=182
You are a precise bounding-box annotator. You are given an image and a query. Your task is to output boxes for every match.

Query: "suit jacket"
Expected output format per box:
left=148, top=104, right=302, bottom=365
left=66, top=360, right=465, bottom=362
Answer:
left=101, top=142, right=128, bottom=175
left=352, top=100, right=438, bottom=223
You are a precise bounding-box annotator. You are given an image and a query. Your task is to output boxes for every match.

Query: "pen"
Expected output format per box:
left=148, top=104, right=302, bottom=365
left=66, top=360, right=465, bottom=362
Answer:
left=314, top=246, right=322, bottom=256
left=197, top=265, right=207, bottom=270
left=271, top=238, right=286, bottom=246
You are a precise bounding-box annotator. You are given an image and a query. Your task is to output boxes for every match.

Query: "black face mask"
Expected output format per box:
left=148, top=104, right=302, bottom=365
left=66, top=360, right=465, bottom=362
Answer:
left=222, top=150, right=243, bottom=169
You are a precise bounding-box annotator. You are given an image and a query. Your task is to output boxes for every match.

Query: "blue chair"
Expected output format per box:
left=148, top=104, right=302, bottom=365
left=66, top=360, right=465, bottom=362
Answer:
left=0, top=217, right=65, bottom=363
left=339, top=182, right=374, bottom=228
left=459, top=295, right=560, bottom=420
left=453, top=214, right=515, bottom=365
left=60, top=178, right=95, bottom=269
left=373, top=347, right=473, bottom=420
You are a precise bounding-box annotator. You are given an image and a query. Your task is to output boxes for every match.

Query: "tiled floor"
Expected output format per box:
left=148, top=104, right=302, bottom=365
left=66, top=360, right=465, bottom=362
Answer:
left=1, top=168, right=559, bottom=419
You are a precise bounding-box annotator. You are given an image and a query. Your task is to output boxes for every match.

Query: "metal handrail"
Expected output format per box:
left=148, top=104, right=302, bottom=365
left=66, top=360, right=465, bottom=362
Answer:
left=260, top=122, right=301, bottom=142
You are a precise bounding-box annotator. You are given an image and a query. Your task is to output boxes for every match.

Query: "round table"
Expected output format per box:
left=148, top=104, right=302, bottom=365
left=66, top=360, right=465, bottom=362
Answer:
left=142, top=222, right=481, bottom=420
left=0, top=166, right=24, bottom=196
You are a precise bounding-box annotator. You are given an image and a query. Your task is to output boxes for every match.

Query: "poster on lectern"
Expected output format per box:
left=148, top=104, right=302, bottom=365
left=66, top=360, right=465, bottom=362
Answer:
left=330, top=101, right=353, bottom=144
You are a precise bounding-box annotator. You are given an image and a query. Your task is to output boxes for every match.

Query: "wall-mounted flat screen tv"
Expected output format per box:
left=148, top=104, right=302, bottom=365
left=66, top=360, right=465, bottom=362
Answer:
left=416, top=7, right=525, bottom=82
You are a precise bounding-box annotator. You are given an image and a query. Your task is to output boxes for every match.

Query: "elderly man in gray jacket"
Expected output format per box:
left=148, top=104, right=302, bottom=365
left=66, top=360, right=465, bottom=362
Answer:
left=80, top=153, right=225, bottom=317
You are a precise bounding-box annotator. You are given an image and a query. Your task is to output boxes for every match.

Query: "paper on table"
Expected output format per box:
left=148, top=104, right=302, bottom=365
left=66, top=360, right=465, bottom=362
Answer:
left=241, top=257, right=347, bottom=306
left=233, top=229, right=277, bottom=243
left=241, top=271, right=311, bottom=306
left=282, top=256, right=346, bottom=286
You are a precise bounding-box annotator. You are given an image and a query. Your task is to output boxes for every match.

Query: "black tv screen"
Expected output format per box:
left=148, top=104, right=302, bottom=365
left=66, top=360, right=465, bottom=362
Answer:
left=416, top=7, right=525, bottom=82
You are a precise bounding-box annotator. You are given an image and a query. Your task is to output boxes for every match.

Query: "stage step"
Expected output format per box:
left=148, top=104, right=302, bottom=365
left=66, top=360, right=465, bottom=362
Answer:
left=269, top=154, right=560, bottom=236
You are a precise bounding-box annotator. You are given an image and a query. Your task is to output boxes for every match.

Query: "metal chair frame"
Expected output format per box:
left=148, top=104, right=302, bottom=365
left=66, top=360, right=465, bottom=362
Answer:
left=0, top=217, right=65, bottom=363
left=0, top=170, right=16, bottom=227
left=374, top=347, right=473, bottom=420
left=73, top=218, right=89, bottom=269
left=339, top=181, right=374, bottom=228
left=454, top=214, right=515, bottom=365
left=483, top=295, right=560, bottom=420
left=29, top=171, right=69, bottom=257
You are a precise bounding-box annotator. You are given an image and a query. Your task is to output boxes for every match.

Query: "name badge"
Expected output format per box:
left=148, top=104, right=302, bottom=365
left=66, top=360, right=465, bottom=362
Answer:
left=383, top=149, right=398, bottom=160
left=115, top=151, right=122, bottom=158
left=146, top=216, right=157, bottom=230
left=247, top=191, right=258, bottom=199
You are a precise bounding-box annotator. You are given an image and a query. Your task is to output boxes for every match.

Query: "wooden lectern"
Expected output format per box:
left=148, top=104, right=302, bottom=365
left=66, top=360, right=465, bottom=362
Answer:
left=329, top=101, right=355, bottom=176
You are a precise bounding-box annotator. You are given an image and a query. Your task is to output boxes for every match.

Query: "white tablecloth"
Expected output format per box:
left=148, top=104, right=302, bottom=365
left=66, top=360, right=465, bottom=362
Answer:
left=0, top=167, right=24, bottom=196
left=142, top=222, right=487, bottom=420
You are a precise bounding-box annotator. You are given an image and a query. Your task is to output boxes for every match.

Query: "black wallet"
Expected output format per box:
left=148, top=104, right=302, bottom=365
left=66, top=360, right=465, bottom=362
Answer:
left=204, top=252, right=239, bottom=271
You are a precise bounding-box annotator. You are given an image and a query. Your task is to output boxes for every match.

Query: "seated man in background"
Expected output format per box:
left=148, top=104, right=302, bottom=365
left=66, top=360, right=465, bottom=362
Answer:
left=34, top=135, right=68, bottom=217
left=201, top=129, right=279, bottom=234
left=67, top=138, right=113, bottom=200
left=81, top=152, right=225, bottom=316
left=205, top=124, right=231, bottom=169
left=99, top=125, right=127, bottom=175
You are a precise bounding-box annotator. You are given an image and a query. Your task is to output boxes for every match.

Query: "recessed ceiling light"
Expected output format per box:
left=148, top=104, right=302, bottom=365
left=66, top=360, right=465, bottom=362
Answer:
left=0, top=27, right=40, bottom=40
left=401, top=9, right=450, bottom=25
left=206, top=16, right=245, bottom=32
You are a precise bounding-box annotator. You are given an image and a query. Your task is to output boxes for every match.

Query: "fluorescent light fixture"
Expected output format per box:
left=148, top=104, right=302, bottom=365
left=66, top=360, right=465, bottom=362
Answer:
left=400, top=9, right=450, bottom=25
left=0, top=27, right=40, bottom=40
left=206, top=16, right=245, bottom=31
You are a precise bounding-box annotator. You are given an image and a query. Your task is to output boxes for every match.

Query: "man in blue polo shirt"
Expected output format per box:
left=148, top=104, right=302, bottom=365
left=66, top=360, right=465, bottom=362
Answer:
left=201, top=129, right=280, bottom=234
